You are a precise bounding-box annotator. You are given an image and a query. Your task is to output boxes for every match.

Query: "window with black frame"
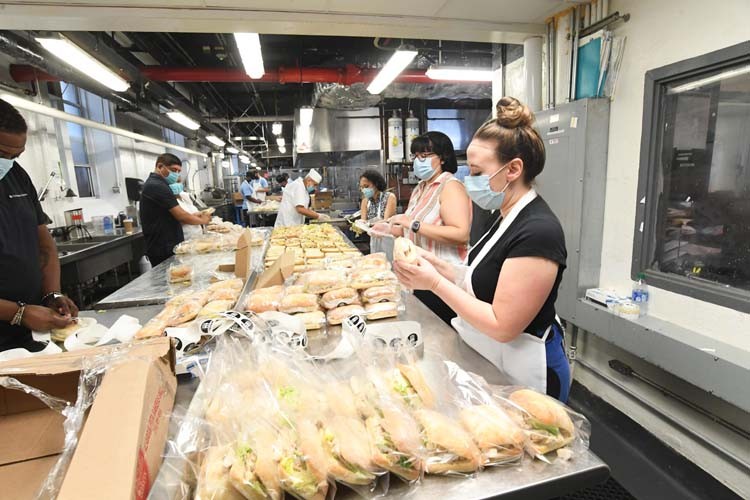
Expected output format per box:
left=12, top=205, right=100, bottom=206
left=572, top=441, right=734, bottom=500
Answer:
left=635, top=44, right=750, bottom=310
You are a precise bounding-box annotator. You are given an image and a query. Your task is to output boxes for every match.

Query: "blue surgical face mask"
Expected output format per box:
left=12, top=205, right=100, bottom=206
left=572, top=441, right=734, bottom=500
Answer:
left=0, top=158, right=14, bottom=181
left=164, top=170, right=180, bottom=184
left=307, top=184, right=316, bottom=194
left=170, top=182, right=184, bottom=195
left=413, top=156, right=436, bottom=181
left=464, top=164, right=510, bottom=211
left=362, top=187, right=375, bottom=199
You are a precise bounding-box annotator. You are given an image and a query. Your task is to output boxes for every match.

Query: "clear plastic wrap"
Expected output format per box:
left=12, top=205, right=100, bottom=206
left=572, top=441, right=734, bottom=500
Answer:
left=278, top=294, right=321, bottom=315
left=349, top=269, right=398, bottom=290
left=319, top=287, right=361, bottom=310
left=325, top=304, right=366, bottom=326
left=491, top=386, right=591, bottom=462
left=293, top=311, right=327, bottom=331
left=356, top=252, right=390, bottom=271
left=169, top=263, right=194, bottom=284
left=297, top=270, right=349, bottom=295
left=363, top=302, right=399, bottom=321
left=360, top=285, right=402, bottom=304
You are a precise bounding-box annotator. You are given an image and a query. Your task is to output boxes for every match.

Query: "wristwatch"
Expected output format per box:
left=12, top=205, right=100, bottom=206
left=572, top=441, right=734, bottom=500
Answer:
left=42, top=291, right=64, bottom=305
left=411, top=220, right=421, bottom=233
left=11, top=301, right=26, bottom=326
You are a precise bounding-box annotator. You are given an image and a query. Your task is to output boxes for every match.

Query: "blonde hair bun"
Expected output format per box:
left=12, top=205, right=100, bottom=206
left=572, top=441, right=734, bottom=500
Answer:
left=495, top=96, right=534, bottom=129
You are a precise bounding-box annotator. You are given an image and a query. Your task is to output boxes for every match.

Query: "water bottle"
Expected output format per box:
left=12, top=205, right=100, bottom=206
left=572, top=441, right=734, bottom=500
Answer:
left=632, top=273, right=649, bottom=317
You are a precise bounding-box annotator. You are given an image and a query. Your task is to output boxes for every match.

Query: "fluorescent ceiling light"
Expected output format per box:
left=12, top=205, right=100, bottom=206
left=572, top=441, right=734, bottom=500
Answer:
left=36, top=36, right=130, bottom=92
left=221, top=160, right=230, bottom=169
left=276, top=137, right=285, bottom=147
left=272, top=122, right=282, bottom=135
left=425, top=65, right=493, bottom=82
left=367, top=50, right=418, bottom=94
left=239, top=154, right=250, bottom=164
left=225, top=146, right=239, bottom=154
left=251, top=162, right=258, bottom=167
left=0, top=92, right=206, bottom=157
left=668, top=64, right=750, bottom=94
left=249, top=136, right=259, bottom=141
left=167, top=111, right=200, bottom=130
left=206, top=135, right=226, bottom=147
left=299, top=106, right=314, bottom=127
left=234, top=33, right=264, bottom=79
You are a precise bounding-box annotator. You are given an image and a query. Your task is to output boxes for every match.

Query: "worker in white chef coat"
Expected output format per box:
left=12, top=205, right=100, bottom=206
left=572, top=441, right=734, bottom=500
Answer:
left=274, top=169, right=330, bottom=227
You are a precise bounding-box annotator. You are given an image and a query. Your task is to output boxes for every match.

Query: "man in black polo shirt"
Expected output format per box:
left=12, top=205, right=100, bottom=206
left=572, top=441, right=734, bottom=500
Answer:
left=0, top=99, right=78, bottom=352
left=140, top=153, right=210, bottom=266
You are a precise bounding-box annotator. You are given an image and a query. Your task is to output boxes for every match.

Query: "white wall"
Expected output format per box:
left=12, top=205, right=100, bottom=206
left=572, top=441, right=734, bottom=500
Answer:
left=600, top=0, right=750, bottom=349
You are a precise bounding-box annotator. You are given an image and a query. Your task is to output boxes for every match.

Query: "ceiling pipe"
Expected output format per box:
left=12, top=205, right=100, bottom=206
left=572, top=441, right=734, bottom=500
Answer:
left=12, top=63, right=491, bottom=86
left=209, top=115, right=294, bottom=124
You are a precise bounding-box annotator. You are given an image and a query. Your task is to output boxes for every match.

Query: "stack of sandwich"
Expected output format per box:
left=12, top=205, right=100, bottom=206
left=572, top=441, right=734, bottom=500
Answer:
left=264, top=224, right=361, bottom=273
left=187, top=337, right=584, bottom=500
left=244, top=252, right=402, bottom=330
left=134, top=278, right=244, bottom=339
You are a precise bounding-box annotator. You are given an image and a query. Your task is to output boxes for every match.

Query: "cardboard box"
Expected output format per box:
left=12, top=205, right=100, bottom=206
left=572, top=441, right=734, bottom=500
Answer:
left=311, top=191, right=332, bottom=210
left=232, top=192, right=244, bottom=203
left=254, top=251, right=295, bottom=290
left=0, top=338, right=176, bottom=500
left=233, top=229, right=254, bottom=278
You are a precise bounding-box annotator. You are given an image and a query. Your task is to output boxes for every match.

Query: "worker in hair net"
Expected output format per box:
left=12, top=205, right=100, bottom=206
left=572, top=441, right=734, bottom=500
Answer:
left=274, top=168, right=330, bottom=227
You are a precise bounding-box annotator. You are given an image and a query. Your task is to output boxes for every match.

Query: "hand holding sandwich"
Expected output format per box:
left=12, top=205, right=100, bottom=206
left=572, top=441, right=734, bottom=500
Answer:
left=393, top=255, right=442, bottom=292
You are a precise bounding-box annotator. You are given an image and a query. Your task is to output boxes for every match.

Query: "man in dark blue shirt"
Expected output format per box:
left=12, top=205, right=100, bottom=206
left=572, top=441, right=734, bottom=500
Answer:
left=139, top=153, right=210, bottom=266
left=0, top=99, right=78, bottom=352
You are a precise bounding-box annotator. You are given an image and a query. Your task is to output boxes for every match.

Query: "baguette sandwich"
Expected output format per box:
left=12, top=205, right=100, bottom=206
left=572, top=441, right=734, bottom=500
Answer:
left=459, top=405, right=525, bottom=464
left=507, top=389, right=575, bottom=455
left=413, top=409, right=482, bottom=475
left=365, top=407, right=423, bottom=481
left=386, top=363, right=435, bottom=409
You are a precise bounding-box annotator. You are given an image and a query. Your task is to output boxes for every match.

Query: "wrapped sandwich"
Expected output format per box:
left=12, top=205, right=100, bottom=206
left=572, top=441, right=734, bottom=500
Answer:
left=294, top=311, right=326, bottom=331
left=357, top=252, right=390, bottom=271
left=364, top=301, right=398, bottom=321
left=245, top=293, right=281, bottom=314
left=386, top=363, right=435, bottom=408
left=229, top=430, right=282, bottom=500
left=277, top=432, right=329, bottom=500
left=195, top=446, right=245, bottom=500
left=169, top=264, right=193, bottom=284
left=413, top=409, right=482, bottom=475
left=459, top=405, right=525, bottom=465
left=50, top=317, right=96, bottom=342
left=209, top=287, right=240, bottom=302
left=134, top=318, right=167, bottom=339
left=208, top=278, right=244, bottom=292
left=320, top=287, right=360, bottom=310
left=298, top=270, right=348, bottom=294
left=158, top=300, right=202, bottom=327
left=360, top=285, right=401, bottom=304
left=349, top=269, right=397, bottom=290
left=199, top=300, right=235, bottom=318
left=326, top=304, right=365, bottom=326
left=507, top=389, right=575, bottom=455
left=279, top=293, right=320, bottom=314
left=365, top=406, right=424, bottom=482
left=299, top=417, right=378, bottom=486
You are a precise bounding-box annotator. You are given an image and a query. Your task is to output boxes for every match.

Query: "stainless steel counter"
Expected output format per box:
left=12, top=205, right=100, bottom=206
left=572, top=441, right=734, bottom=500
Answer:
left=86, top=225, right=608, bottom=499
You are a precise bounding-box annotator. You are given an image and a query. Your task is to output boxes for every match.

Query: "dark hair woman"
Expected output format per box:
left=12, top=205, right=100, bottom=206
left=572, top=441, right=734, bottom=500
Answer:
left=359, top=169, right=396, bottom=221
left=383, top=130, right=472, bottom=325
left=392, top=97, right=570, bottom=402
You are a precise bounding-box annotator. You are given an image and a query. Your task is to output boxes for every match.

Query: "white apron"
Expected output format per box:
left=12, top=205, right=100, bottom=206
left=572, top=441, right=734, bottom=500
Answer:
left=450, top=189, right=551, bottom=393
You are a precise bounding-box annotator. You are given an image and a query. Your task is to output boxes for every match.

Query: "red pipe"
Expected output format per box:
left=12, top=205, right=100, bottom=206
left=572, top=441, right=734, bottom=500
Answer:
left=10, top=63, right=482, bottom=85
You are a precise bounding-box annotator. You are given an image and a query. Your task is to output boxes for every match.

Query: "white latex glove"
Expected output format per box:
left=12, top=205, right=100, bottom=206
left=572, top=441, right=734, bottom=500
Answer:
left=318, top=213, right=331, bottom=221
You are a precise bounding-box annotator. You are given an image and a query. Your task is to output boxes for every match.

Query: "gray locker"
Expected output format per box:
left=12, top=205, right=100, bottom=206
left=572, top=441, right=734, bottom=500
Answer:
left=534, top=98, right=610, bottom=321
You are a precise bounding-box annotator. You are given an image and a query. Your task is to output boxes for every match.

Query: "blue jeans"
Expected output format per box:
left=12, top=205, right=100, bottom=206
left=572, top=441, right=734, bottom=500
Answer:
left=544, top=322, right=571, bottom=402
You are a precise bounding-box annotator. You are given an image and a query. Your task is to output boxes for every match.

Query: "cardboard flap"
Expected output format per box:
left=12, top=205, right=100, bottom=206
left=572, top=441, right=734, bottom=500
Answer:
left=0, top=409, right=66, bottom=466
left=0, top=337, right=172, bottom=377
left=234, top=229, right=253, bottom=279
left=254, top=251, right=295, bottom=289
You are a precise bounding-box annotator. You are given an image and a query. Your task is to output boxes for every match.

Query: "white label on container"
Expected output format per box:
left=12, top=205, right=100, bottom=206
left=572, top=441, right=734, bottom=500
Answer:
left=570, top=116, right=578, bottom=128
left=640, top=197, right=646, bottom=204
left=549, top=138, right=559, bottom=145
left=550, top=114, right=560, bottom=123
left=639, top=222, right=644, bottom=232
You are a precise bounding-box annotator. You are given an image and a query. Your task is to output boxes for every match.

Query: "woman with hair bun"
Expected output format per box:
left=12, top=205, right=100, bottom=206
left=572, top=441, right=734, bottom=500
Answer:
left=393, top=97, right=570, bottom=402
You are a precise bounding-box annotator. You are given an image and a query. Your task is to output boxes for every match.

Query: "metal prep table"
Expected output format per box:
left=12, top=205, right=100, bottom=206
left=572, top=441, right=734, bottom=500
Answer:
left=83, top=224, right=608, bottom=499
left=81, top=293, right=609, bottom=500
